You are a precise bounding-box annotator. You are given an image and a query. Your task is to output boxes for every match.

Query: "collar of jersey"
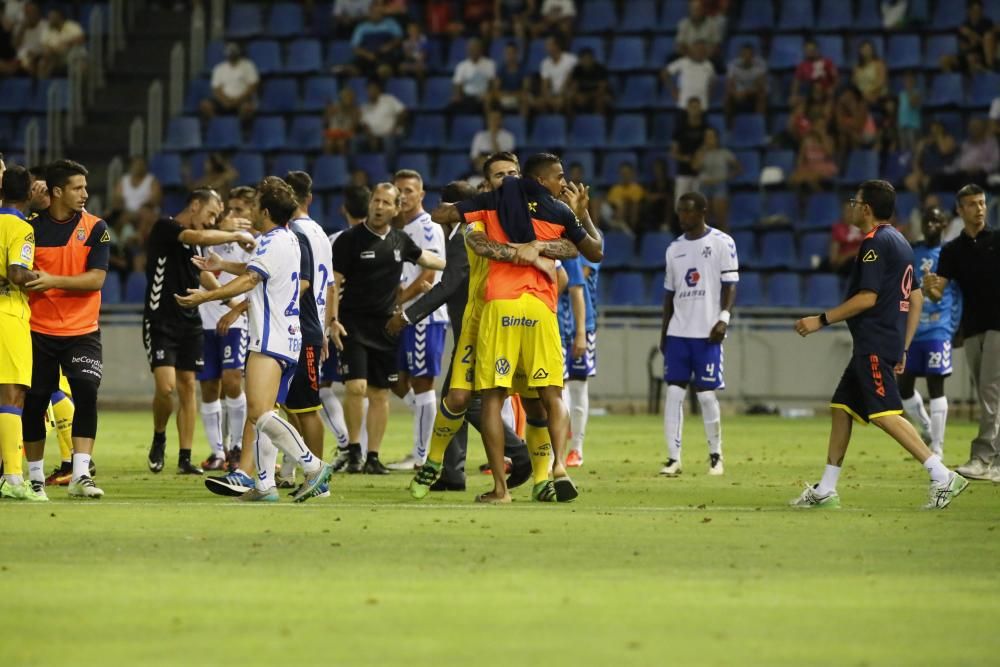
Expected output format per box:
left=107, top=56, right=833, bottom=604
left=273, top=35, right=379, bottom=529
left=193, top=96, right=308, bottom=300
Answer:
left=363, top=222, right=391, bottom=239
left=0, top=207, right=26, bottom=220
left=682, top=226, right=712, bottom=241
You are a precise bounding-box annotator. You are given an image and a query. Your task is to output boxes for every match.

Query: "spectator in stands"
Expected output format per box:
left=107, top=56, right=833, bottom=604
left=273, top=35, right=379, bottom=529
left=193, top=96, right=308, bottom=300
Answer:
left=0, top=19, right=18, bottom=75
left=462, top=0, right=495, bottom=39
left=350, top=4, right=403, bottom=79
left=676, top=0, right=724, bottom=61
left=358, top=78, right=406, bottom=158
left=671, top=96, right=708, bottom=202
left=881, top=0, right=909, bottom=29
left=566, top=47, right=610, bottom=115
left=469, top=107, right=514, bottom=159
left=350, top=167, right=371, bottom=188
left=533, top=0, right=576, bottom=38
left=905, top=120, right=958, bottom=193
left=399, top=21, right=428, bottom=80
left=852, top=40, right=888, bottom=106
left=644, top=157, right=672, bottom=230
left=934, top=118, right=1000, bottom=191
left=897, top=70, right=923, bottom=152
left=200, top=42, right=258, bottom=124
left=188, top=153, right=237, bottom=199
left=332, top=0, right=373, bottom=39
left=724, top=42, right=767, bottom=124
left=124, top=202, right=159, bottom=274
left=663, top=39, right=716, bottom=110
left=489, top=41, right=529, bottom=116
left=493, top=0, right=531, bottom=43
left=380, top=0, right=408, bottom=20
left=693, top=127, right=741, bottom=231
left=833, top=85, right=877, bottom=154
left=829, top=202, right=864, bottom=276
left=990, top=94, right=999, bottom=139
left=450, top=37, right=496, bottom=113
left=879, top=96, right=900, bottom=153
left=2, top=0, right=25, bottom=32
left=323, top=87, right=360, bottom=154
left=36, top=7, right=83, bottom=78
left=14, top=1, right=44, bottom=76
left=606, top=163, right=646, bottom=234
left=426, top=0, right=458, bottom=36
left=537, top=35, right=577, bottom=112
left=789, top=126, right=838, bottom=191
left=941, top=0, right=996, bottom=73
left=112, top=157, right=162, bottom=223
left=790, top=39, right=838, bottom=102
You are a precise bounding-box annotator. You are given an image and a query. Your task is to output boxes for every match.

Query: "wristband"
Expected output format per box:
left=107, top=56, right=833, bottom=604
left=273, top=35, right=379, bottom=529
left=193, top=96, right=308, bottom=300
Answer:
left=718, top=310, right=731, bottom=325
left=400, top=310, right=411, bottom=324
left=819, top=312, right=830, bottom=327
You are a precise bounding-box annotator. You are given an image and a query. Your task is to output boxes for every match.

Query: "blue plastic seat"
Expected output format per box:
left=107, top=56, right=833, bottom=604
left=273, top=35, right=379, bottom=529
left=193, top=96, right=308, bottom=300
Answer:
left=609, top=272, right=646, bottom=306
left=525, top=38, right=547, bottom=71
left=432, top=152, right=468, bottom=186
left=529, top=114, right=567, bottom=150
left=448, top=114, right=483, bottom=151
left=396, top=153, right=431, bottom=179
left=0, top=78, right=33, bottom=112
left=601, top=231, right=636, bottom=269
left=249, top=116, right=286, bottom=151
left=895, top=191, right=919, bottom=221
left=969, top=72, right=1000, bottom=107
left=183, top=77, right=211, bottom=114
left=285, top=39, right=323, bottom=74
left=814, top=35, right=845, bottom=69
left=766, top=272, right=801, bottom=307
left=652, top=113, right=675, bottom=143
left=101, top=275, right=121, bottom=305
left=769, top=35, right=803, bottom=70
left=164, top=116, right=202, bottom=151
left=503, top=116, right=527, bottom=146
left=269, top=2, right=304, bottom=38
left=569, top=114, right=606, bottom=148
left=420, top=76, right=452, bottom=111
left=763, top=149, right=796, bottom=176
left=797, top=233, right=830, bottom=270
left=148, top=153, right=183, bottom=187
left=739, top=0, right=775, bottom=31
left=887, top=34, right=921, bottom=71
left=312, top=155, right=348, bottom=191
left=32, top=78, right=67, bottom=112
left=659, top=0, right=687, bottom=30
left=923, top=35, right=957, bottom=70
left=288, top=116, right=323, bottom=151
left=270, top=154, right=306, bottom=176
left=203, top=40, right=225, bottom=73
left=445, top=37, right=467, bottom=71
left=733, top=231, right=757, bottom=268
left=227, top=4, right=262, bottom=38
left=599, top=151, right=638, bottom=186
left=385, top=77, right=418, bottom=108
left=735, top=272, right=764, bottom=307
left=617, top=74, right=658, bottom=110
left=637, top=231, right=673, bottom=270
left=354, top=153, right=389, bottom=183
left=927, top=73, right=964, bottom=107
left=817, top=0, right=853, bottom=30
left=246, top=40, right=281, bottom=75
left=758, top=231, right=796, bottom=269
left=855, top=0, right=883, bottom=31
left=728, top=115, right=767, bottom=150
left=649, top=36, right=675, bottom=68
left=804, top=274, right=841, bottom=309
left=731, top=150, right=761, bottom=187
left=578, top=0, right=616, bottom=33
left=608, top=114, right=646, bottom=148
left=803, top=192, right=841, bottom=229
left=619, top=0, right=657, bottom=32
left=778, top=0, right=814, bottom=30
left=762, top=190, right=798, bottom=222
left=839, top=150, right=879, bottom=186
left=729, top=193, right=761, bottom=229
left=258, top=78, right=299, bottom=114
left=404, top=114, right=446, bottom=149
left=232, top=152, right=265, bottom=185
left=931, top=111, right=963, bottom=139
left=124, top=272, right=147, bottom=304
left=562, top=150, right=595, bottom=182
left=570, top=36, right=606, bottom=63
left=327, top=40, right=354, bottom=68
left=302, top=76, right=338, bottom=111
left=608, top=36, right=645, bottom=72
left=931, top=0, right=965, bottom=30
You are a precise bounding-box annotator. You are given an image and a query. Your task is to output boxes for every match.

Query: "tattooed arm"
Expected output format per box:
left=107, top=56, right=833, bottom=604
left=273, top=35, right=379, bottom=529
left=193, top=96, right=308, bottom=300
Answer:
left=535, top=238, right=579, bottom=260
left=465, top=230, right=518, bottom=262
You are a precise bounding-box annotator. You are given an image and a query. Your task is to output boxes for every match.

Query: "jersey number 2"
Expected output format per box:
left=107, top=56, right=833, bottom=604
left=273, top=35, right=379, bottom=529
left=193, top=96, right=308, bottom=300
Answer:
left=285, top=271, right=300, bottom=317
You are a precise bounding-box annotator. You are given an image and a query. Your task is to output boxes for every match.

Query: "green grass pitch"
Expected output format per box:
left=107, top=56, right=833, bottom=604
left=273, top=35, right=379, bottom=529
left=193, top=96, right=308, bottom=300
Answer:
left=5, top=411, right=1000, bottom=666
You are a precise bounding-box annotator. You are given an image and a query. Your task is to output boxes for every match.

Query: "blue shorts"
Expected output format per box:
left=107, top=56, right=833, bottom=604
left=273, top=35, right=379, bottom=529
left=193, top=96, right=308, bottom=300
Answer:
left=198, top=329, right=248, bottom=381
left=320, top=344, right=342, bottom=383
left=904, top=339, right=953, bottom=377
left=663, top=336, right=724, bottom=389
left=563, top=330, right=597, bottom=380
left=276, top=358, right=298, bottom=405
left=396, top=321, right=448, bottom=378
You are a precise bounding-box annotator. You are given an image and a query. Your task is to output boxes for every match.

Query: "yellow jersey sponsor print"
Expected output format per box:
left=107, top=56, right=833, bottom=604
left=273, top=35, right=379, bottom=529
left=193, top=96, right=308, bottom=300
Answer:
left=475, top=293, right=563, bottom=392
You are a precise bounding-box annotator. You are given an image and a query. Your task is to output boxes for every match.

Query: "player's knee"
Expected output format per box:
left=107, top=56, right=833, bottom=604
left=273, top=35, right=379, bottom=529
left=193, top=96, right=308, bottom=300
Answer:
left=521, top=397, right=547, bottom=421
left=221, top=374, right=242, bottom=399
left=445, top=389, right=471, bottom=413
left=345, top=380, right=367, bottom=398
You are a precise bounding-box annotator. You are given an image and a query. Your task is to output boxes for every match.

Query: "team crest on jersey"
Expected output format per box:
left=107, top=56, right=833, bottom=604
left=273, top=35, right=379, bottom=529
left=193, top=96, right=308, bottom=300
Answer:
left=495, top=357, right=511, bottom=376
left=394, top=249, right=402, bottom=262
left=862, top=249, right=878, bottom=262
left=685, top=268, right=700, bottom=287
left=76, top=226, right=86, bottom=241
left=702, top=246, right=712, bottom=258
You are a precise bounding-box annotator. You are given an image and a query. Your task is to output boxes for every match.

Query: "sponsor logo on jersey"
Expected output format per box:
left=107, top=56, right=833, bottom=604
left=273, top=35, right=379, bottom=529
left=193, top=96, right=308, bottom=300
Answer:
left=532, top=368, right=549, bottom=380
left=20, top=243, right=32, bottom=263
left=361, top=251, right=375, bottom=259
left=862, top=249, right=878, bottom=262
left=684, top=268, right=700, bottom=287
left=495, top=357, right=511, bottom=376
left=501, top=316, right=538, bottom=327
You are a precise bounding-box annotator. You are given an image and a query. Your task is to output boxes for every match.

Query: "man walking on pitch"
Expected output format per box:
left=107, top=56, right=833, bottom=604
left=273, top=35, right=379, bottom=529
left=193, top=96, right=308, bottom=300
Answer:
left=660, top=192, right=738, bottom=477
left=792, top=180, right=968, bottom=509
left=923, top=185, right=1000, bottom=481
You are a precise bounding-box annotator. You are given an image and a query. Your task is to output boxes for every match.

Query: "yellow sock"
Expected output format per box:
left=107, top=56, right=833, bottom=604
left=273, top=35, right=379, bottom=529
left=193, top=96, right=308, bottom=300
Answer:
left=427, top=398, right=466, bottom=466
left=51, top=391, right=74, bottom=462
left=0, top=407, right=25, bottom=476
left=525, top=422, right=552, bottom=486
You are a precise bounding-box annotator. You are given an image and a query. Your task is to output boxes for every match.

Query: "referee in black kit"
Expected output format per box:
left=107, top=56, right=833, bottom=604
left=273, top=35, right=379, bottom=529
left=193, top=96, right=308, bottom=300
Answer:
left=386, top=181, right=530, bottom=492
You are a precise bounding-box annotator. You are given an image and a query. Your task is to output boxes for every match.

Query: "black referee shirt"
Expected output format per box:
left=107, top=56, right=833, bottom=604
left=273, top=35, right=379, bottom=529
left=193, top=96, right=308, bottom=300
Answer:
left=937, top=228, right=1000, bottom=337
left=144, top=217, right=202, bottom=333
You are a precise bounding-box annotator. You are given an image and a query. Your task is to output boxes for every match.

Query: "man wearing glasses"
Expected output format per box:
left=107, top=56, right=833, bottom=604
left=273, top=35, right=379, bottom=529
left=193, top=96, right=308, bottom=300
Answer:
left=791, top=180, right=969, bottom=510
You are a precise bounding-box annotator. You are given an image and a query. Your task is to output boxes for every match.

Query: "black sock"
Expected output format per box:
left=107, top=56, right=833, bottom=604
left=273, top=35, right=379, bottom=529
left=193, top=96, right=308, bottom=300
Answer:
left=348, top=443, right=361, bottom=458
left=153, top=431, right=166, bottom=446
left=178, top=449, right=191, bottom=464
left=366, top=451, right=379, bottom=461
left=60, top=460, right=73, bottom=472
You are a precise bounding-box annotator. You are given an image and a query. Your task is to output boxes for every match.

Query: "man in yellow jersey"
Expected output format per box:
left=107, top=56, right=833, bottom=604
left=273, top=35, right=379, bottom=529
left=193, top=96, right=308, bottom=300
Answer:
left=0, top=166, right=47, bottom=501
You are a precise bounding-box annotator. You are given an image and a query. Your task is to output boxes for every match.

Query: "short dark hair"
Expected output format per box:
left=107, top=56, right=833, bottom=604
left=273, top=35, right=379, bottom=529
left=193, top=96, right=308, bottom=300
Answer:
left=28, top=164, right=47, bottom=181
left=186, top=188, right=221, bottom=206
left=957, top=183, right=985, bottom=203
left=441, top=180, right=477, bottom=204
left=523, top=152, right=561, bottom=179
left=393, top=169, right=423, bottom=187
left=283, top=170, right=312, bottom=205
left=858, top=179, right=896, bottom=220
left=1, top=165, right=31, bottom=202
left=343, top=185, right=371, bottom=219
left=678, top=191, right=707, bottom=211
left=256, top=177, right=298, bottom=226
left=46, top=159, right=88, bottom=192
left=228, top=185, right=257, bottom=202
left=923, top=206, right=948, bottom=223
left=482, top=151, right=519, bottom=178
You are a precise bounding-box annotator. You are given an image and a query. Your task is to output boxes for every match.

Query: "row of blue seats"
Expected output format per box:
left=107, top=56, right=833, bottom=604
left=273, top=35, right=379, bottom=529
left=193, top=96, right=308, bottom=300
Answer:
left=736, top=0, right=999, bottom=33
left=0, top=78, right=70, bottom=114
left=600, top=270, right=843, bottom=309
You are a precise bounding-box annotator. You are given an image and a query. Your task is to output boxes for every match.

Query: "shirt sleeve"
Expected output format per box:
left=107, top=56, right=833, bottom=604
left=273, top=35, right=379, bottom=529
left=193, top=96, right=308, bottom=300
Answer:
left=452, top=61, right=467, bottom=84
left=6, top=220, right=34, bottom=270
left=295, top=232, right=314, bottom=284
left=855, top=236, right=885, bottom=293
left=454, top=191, right=497, bottom=223
left=331, top=230, right=351, bottom=274
left=718, top=234, right=740, bottom=282
left=666, top=58, right=683, bottom=76
left=936, top=241, right=956, bottom=281
left=557, top=203, right=588, bottom=245
left=663, top=247, right=675, bottom=291
left=563, top=256, right=585, bottom=288
left=402, top=232, right=423, bottom=264
left=248, top=234, right=281, bottom=278
left=84, top=219, right=111, bottom=271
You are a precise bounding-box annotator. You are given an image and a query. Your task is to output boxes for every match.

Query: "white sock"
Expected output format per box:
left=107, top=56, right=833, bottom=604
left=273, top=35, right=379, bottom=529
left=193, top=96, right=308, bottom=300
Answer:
left=901, top=390, right=931, bottom=437
left=501, top=397, right=516, bottom=433
left=664, top=384, right=685, bottom=461
left=256, top=410, right=320, bottom=474
left=402, top=388, right=416, bottom=411
left=4, top=473, right=23, bottom=485
left=412, top=389, right=436, bottom=462
left=200, top=400, right=224, bottom=457
left=568, top=380, right=589, bottom=455
left=72, top=452, right=92, bottom=482
left=253, top=430, right=278, bottom=491
left=360, top=397, right=369, bottom=455
left=817, top=464, right=841, bottom=494
left=923, top=454, right=950, bottom=485
left=929, top=396, right=948, bottom=452
left=319, top=386, right=349, bottom=448
left=27, top=459, right=44, bottom=484
left=696, top=390, right=722, bottom=456
left=224, top=394, right=247, bottom=451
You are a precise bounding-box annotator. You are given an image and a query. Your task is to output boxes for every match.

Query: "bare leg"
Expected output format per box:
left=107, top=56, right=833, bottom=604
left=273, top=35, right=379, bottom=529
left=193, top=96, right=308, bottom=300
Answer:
left=826, top=407, right=854, bottom=466
left=343, top=379, right=367, bottom=442
left=175, top=370, right=197, bottom=452
left=871, top=413, right=934, bottom=463
left=365, top=387, right=390, bottom=454
left=479, top=388, right=511, bottom=502
left=536, top=386, right=570, bottom=479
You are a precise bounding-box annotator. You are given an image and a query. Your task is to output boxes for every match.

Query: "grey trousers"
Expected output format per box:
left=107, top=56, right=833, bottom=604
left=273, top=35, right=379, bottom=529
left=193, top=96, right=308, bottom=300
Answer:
left=963, top=330, right=1000, bottom=464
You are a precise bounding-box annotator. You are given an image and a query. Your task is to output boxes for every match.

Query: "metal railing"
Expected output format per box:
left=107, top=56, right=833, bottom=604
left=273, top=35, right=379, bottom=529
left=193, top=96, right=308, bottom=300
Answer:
left=147, top=80, right=164, bottom=157
left=210, top=0, right=225, bottom=42
left=129, top=116, right=145, bottom=158
left=105, top=156, right=124, bottom=211
left=168, top=42, right=185, bottom=118
left=189, top=3, right=207, bottom=82
left=87, top=6, right=106, bottom=102
left=23, top=118, right=40, bottom=167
